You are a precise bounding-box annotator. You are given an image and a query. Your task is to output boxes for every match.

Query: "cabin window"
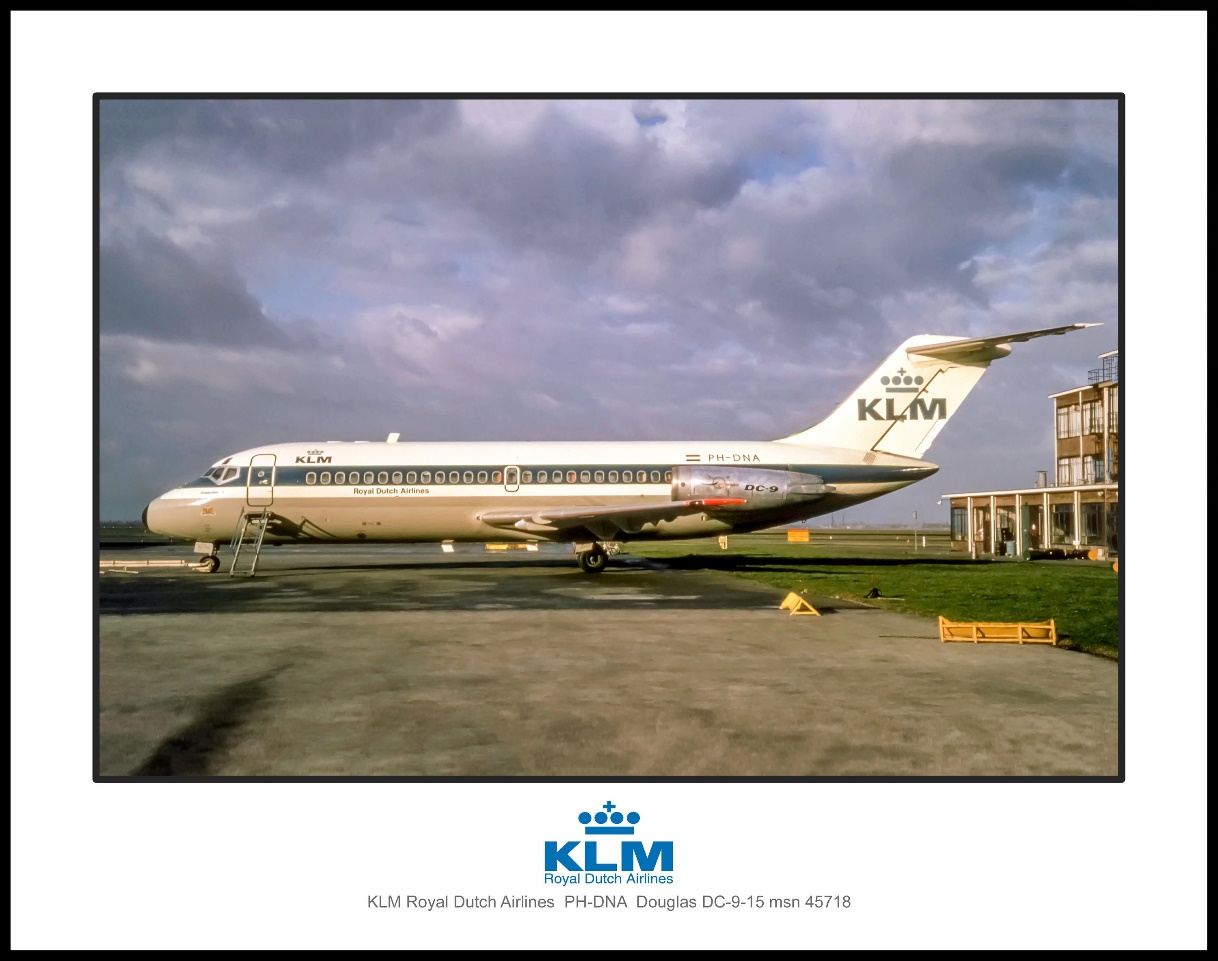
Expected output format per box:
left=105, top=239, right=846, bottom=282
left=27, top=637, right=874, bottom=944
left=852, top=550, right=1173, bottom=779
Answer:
left=462, top=471, right=473, bottom=484
left=650, top=471, right=661, bottom=483
left=567, top=470, right=577, bottom=483
left=664, top=470, right=672, bottom=483
left=580, top=470, right=591, bottom=483
left=537, top=470, right=548, bottom=483
left=622, top=470, right=632, bottom=483
left=449, top=471, right=460, bottom=483
left=306, top=472, right=317, bottom=484
left=552, top=471, right=562, bottom=484
left=492, top=470, right=502, bottom=484
left=392, top=471, right=402, bottom=484
left=363, top=471, right=374, bottom=484
left=406, top=471, right=417, bottom=484
left=522, top=470, right=533, bottom=483
left=433, top=472, right=444, bottom=484
left=334, top=472, right=346, bottom=484
left=421, top=471, right=431, bottom=483
left=320, top=472, right=331, bottom=484
left=594, top=470, right=605, bottom=483
left=378, top=471, right=389, bottom=484
left=477, top=471, right=488, bottom=483
left=608, top=470, right=618, bottom=483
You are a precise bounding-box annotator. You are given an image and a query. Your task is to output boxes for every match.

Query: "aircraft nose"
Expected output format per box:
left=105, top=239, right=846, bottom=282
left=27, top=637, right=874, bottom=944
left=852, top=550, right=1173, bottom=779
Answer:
left=142, top=502, right=150, bottom=531
left=143, top=496, right=171, bottom=535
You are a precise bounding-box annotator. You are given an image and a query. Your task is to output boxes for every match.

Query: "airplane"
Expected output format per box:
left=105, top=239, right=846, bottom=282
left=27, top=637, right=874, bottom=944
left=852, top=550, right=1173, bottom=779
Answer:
left=142, top=323, right=1097, bottom=574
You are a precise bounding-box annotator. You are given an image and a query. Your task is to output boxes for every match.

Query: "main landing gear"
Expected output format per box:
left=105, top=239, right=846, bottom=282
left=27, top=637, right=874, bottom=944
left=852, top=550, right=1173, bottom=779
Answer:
left=576, top=544, right=609, bottom=574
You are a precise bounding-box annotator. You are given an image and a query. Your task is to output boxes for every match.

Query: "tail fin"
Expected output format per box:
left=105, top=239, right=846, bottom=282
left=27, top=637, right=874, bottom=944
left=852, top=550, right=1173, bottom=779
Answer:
left=774, top=324, right=1099, bottom=459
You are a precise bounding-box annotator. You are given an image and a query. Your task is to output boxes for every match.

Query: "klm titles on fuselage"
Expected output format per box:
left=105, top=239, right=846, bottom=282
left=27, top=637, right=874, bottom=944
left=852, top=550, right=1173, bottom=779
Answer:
left=296, top=455, right=332, bottom=464
left=857, top=397, right=947, bottom=422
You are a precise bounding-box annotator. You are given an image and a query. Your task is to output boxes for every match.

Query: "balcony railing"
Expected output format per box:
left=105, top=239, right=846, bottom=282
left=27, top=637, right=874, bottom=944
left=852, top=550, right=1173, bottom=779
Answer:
left=1088, top=356, right=1119, bottom=384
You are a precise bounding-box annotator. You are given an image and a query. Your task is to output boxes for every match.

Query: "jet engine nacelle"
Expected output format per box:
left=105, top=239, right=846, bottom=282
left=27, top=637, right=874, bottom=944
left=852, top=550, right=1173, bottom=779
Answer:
left=670, top=465, right=833, bottom=510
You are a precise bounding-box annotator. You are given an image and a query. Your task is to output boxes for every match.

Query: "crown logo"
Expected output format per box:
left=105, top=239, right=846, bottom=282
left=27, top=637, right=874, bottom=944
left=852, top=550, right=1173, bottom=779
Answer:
left=579, top=801, right=640, bottom=836
left=306, top=449, right=324, bottom=455
left=880, top=368, right=924, bottom=392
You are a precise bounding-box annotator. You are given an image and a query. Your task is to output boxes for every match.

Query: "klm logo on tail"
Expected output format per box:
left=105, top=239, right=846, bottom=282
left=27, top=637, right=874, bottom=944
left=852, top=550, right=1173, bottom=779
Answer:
left=857, top=365, right=947, bottom=422
left=858, top=397, right=947, bottom=422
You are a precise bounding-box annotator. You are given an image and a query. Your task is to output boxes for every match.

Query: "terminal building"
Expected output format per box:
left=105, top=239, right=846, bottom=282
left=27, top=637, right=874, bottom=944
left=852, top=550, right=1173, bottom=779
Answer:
left=942, top=349, right=1119, bottom=559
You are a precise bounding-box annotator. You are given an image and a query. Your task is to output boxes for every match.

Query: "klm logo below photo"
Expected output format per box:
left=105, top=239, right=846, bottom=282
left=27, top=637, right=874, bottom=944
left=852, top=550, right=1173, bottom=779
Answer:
left=544, top=802, right=674, bottom=887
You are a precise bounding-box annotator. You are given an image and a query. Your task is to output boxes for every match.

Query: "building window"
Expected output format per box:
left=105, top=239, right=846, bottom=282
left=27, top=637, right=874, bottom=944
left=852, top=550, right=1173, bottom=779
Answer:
left=1083, top=455, right=1103, bottom=485
left=1082, top=400, right=1102, bottom=434
left=1057, top=456, right=1082, bottom=485
left=1051, top=503, right=1075, bottom=545
left=1057, top=404, right=1081, bottom=439
left=1108, top=389, right=1119, bottom=432
left=1081, top=503, right=1104, bottom=545
left=951, top=507, right=967, bottom=541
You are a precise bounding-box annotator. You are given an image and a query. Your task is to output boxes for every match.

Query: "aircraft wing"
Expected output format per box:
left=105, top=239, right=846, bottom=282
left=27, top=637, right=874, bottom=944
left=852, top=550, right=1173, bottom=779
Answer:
left=479, top=498, right=747, bottom=540
left=908, top=323, right=1101, bottom=363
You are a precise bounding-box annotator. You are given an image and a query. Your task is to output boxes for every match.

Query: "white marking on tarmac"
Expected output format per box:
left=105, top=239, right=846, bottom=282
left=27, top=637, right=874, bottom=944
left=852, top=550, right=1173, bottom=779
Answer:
left=546, top=584, right=704, bottom=601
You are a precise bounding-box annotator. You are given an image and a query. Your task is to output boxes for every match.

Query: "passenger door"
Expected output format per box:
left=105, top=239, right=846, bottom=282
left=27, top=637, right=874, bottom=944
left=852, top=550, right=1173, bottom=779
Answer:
left=247, top=454, right=276, bottom=506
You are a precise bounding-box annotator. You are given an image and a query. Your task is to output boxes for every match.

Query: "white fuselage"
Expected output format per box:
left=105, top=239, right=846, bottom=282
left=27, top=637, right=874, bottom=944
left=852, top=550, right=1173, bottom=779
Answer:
left=144, top=439, right=938, bottom=546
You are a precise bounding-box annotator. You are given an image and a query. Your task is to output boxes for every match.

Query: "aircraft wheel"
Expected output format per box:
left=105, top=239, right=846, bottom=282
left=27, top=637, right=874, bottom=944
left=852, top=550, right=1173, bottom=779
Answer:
left=577, top=547, right=608, bottom=574
left=195, top=554, right=220, bottom=574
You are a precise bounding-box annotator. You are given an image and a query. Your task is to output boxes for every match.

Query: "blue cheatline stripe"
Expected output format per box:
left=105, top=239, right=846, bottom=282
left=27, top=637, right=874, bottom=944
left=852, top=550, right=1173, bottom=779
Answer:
left=179, top=462, right=935, bottom=491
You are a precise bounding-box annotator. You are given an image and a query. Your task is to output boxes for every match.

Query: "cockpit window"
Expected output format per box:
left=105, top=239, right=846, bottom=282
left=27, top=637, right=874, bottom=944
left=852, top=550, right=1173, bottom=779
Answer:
left=203, top=465, right=240, bottom=485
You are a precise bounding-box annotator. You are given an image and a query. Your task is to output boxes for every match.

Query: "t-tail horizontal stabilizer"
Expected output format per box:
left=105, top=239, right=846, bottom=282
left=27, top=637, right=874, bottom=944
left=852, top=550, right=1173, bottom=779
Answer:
left=775, top=323, right=1099, bottom=459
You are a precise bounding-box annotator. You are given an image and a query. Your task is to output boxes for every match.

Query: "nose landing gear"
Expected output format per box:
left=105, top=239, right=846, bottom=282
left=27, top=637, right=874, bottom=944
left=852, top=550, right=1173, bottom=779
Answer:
left=194, top=554, right=220, bottom=574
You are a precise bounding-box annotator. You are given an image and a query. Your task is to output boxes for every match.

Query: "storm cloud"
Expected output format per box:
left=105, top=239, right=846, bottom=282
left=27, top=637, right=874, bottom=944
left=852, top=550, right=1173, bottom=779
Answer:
left=97, top=97, right=1118, bottom=521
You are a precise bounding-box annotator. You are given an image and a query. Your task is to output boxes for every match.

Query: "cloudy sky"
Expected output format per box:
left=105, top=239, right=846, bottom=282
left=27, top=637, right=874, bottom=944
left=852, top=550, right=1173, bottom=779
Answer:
left=98, top=97, right=1118, bottom=522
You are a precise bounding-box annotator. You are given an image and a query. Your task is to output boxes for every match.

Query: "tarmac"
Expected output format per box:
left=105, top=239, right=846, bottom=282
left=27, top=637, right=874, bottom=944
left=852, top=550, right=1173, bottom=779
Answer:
left=97, top=544, right=1119, bottom=778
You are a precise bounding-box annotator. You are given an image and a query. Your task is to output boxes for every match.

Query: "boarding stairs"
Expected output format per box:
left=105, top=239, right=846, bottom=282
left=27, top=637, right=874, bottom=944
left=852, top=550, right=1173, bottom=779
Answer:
left=229, top=510, right=272, bottom=576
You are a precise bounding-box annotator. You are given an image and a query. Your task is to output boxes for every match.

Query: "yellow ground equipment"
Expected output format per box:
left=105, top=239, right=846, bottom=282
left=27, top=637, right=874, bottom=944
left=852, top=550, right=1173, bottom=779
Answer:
left=938, top=617, right=1056, bottom=644
left=780, top=592, right=821, bottom=616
